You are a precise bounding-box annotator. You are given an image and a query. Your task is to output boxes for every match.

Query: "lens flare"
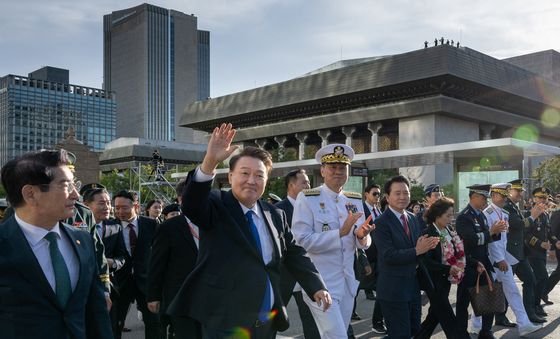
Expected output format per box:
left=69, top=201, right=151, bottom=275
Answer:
left=512, top=124, right=539, bottom=143
left=541, top=108, right=560, bottom=128
left=479, top=157, right=492, bottom=168
left=227, top=327, right=251, bottom=339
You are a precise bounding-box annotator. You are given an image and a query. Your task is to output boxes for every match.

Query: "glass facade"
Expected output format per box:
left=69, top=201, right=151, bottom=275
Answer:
left=0, top=74, right=116, bottom=166
left=197, top=30, right=210, bottom=101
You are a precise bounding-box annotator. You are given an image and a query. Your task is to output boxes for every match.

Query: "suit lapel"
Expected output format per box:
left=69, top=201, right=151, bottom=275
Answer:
left=223, top=191, right=262, bottom=260
left=60, top=224, right=86, bottom=307
left=259, top=201, right=281, bottom=259
left=5, top=217, right=59, bottom=308
left=387, top=210, right=413, bottom=245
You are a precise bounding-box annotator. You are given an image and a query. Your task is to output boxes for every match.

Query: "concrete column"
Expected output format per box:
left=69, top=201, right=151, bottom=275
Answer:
left=274, top=135, right=287, bottom=148
left=318, top=129, right=331, bottom=147
left=480, top=124, right=495, bottom=140
left=367, top=122, right=382, bottom=152
left=255, top=138, right=267, bottom=149
left=295, top=133, right=307, bottom=160
left=341, top=126, right=357, bottom=147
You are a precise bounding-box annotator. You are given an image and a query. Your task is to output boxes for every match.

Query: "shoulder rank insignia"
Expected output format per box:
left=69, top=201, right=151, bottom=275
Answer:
left=486, top=207, right=494, bottom=214
left=343, top=191, right=362, bottom=199
left=303, top=188, right=321, bottom=196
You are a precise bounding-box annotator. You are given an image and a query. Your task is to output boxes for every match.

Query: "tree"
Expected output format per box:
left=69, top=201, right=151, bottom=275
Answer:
left=533, top=155, right=560, bottom=194
left=0, top=183, right=6, bottom=198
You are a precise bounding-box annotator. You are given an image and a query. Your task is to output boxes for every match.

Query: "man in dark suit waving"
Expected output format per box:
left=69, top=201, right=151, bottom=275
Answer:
left=0, top=149, right=112, bottom=339
left=168, top=123, right=331, bottom=338
left=372, top=175, right=439, bottom=338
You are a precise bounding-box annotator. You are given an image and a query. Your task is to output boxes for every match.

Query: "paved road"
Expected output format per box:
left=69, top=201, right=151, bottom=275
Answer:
left=124, top=263, right=560, bottom=338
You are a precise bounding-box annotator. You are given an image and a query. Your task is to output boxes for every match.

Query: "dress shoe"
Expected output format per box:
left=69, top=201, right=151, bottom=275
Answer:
left=519, top=323, right=543, bottom=337
left=351, top=312, right=361, bottom=320
left=365, top=290, right=376, bottom=300
left=542, top=296, right=554, bottom=305
left=528, top=315, right=547, bottom=323
left=535, top=305, right=548, bottom=317
left=495, top=316, right=517, bottom=327
left=372, top=322, right=387, bottom=334
left=477, top=330, right=496, bottom=339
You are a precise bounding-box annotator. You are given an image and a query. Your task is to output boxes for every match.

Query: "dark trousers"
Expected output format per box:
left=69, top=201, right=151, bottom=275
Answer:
left=378, top=296, right=421, bottom=339
left=456, top=271, right=494, bottom=337
left=528, top=256, right=548, bottom=305
left=510, top=259, right=537, bottom=316
left=544, top=249, right=560, bottom=297
left=202, top=323, right=274, bottom=339
left=371, top=300, right=383, bottom=325
left=415, top=282, right=464, bottom=339
left=116, top=280, right=162, bottom=339
left=171, top=315, right=202, bottom=339
left=292, top=291, right=320, bottom=339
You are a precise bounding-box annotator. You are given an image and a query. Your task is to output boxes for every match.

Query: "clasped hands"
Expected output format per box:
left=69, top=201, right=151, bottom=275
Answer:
left=339, top=213, right=374, bottom=239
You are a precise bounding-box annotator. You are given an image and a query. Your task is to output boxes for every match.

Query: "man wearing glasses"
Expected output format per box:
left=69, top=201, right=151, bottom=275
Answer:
left=0, top=149, right=112, bottom=338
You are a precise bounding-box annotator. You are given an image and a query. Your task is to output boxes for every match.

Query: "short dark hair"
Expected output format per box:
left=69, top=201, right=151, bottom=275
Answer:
left=364, top=183, right=381, bottom=194
left=285, top=169, right=306, bottom=189
left=425, top=197, right=455, bottom=225
left=384, top=175, right=410, bottom=195
left=113, top=190, right=135, bottom=204
left=175, top=179, right=187, bottom=196
left=229, top=146, right=273, bottom=174
left=145, top=199, right=163, bottom=216
left=83, top=188, right=109, bottom=203
left=1, top=149, right=71, bottom=208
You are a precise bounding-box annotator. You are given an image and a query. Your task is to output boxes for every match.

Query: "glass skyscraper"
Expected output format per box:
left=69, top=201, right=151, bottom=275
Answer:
left=0, top=67, right=116, bottom=167
left=104, top=4, right=210, bottom=143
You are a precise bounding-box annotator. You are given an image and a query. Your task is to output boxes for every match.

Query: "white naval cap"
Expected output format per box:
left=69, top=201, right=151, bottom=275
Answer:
left=490, top=183, right=512, bottom=197
left=315, top=143, right=355, bottom=165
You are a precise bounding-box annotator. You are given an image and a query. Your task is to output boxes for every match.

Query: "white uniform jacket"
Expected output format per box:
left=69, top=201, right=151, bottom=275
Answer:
left=292, top=185, right=371, bottom=299
left=484, top=203, right=519, bottom=267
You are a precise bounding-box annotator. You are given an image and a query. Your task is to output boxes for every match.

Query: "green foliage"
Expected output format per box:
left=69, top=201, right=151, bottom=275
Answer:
left=410, top=184, right=425, bottom=203
left=265, top=176, right=286, bottom=201
left=367, top=168, right=399, bottom=188
left=0, top=183, right=6, bottom=198
left=533, top=155, right=560, bottom=193
left=100, top=169, right=132, bottom=194
left=441, top=183, right=456, bottom=201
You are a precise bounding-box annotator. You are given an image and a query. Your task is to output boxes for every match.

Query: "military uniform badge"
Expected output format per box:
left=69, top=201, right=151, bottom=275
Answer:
left=322, top=224, right=330, bottom=232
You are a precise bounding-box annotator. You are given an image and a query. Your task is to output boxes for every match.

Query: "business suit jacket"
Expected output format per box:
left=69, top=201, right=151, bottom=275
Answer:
left=147, top=215, right=199, bottom=313
left=373, top=208, right=422, bottom=302
left=114, top=215, right=157, bottom=295
left=99, top=219, right=127, bottom=274
left=0, top=215, right=112, bottom=339
left=275, top=198, right=294, bottom=225
left=503, top=198, right=530, bottom=261
left=275, top=198, right=298, bottom=302
left=168, top=172, right=326, bottom=331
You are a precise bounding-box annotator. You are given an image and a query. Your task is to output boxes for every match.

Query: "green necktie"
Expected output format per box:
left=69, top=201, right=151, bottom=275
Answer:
left=44, top=232, right=72, bottom=307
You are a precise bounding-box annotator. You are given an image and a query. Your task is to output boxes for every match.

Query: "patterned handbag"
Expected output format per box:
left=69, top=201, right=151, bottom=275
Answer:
left=468, top=270, right=506, bottom=316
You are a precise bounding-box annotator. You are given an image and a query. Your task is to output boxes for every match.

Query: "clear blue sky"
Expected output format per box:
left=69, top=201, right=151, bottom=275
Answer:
left=1, top=0, right=559, bottom=98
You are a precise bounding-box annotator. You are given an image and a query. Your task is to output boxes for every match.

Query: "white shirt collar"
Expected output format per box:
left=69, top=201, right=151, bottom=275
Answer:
left=321, top=185, right=343, bottom=200
left=239, top=202, right=262, bottom=220
left=388, top=206, right=405, bottom=221
left=287, top=195, right=297, bottom=207
left=121, top=216, right=138, bottom=228
left=15, top=212, right=60, bottom=246
left=365, top=201, right=376, bottom=211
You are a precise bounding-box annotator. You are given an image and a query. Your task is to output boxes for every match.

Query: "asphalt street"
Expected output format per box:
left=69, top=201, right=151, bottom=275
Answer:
left=123, top=262, right=560, bottom=338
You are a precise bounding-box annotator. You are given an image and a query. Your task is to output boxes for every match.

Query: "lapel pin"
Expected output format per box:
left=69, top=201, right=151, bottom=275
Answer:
left=76, top=240, right=81, bottom=245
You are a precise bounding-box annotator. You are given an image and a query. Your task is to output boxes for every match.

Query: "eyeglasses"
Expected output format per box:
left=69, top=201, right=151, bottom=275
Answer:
left=370, top=192, right=380, bottom=196
left=38, top=180, right=82, bottom=194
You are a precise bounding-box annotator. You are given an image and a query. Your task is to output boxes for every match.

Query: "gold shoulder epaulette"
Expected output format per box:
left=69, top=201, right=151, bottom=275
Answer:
left=343, top=191, right=362, bottom=199
left=529, top=237, right=539, bottom=246
left=99, top=274, right=110, bottom=283
left=303, top=188, right=321, bottom=196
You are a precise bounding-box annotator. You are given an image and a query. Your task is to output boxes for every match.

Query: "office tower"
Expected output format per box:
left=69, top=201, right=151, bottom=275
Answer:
left=0, top=66, right=116, bottom=167
left=103, top=3, right=210, bottom=142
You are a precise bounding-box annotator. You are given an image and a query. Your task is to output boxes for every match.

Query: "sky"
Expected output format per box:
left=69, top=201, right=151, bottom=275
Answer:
left=1, top=0, right=560, bottom=98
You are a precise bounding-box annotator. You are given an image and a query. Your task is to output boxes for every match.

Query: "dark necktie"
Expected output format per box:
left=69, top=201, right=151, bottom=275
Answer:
left=44, top=232, right=72, bottom=307
left=128, top=224, right=137, bottom=255
left=246, top=210, right=272, bottom=322
left=401, top=214, right=411, bottom=238
left=372, top=206, right=379, bottom=218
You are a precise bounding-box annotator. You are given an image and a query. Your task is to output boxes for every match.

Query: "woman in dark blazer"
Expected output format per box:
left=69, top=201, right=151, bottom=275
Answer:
left=415, top=197, right=470, bottom=339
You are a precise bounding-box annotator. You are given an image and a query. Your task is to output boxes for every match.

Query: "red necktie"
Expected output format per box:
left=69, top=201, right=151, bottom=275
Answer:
left=128, top=223, right=137, bottom=255
left=401, top=214, right=411, bottom=238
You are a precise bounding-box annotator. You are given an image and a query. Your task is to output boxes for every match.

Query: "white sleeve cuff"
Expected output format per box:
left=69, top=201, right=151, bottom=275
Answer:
left=194, top=166, right=215, bottom=182
left=476, top=232, right=485, bottom=245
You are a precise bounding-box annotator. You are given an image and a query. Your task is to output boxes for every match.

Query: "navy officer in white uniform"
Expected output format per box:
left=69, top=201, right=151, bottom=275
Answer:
left=292, top=144, right=374, bottom=338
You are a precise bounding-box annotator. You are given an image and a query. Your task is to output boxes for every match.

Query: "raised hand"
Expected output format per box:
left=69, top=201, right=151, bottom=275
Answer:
left=200, top=123, right=239, bottom=175
left=355, top=214, right=374, bottom=239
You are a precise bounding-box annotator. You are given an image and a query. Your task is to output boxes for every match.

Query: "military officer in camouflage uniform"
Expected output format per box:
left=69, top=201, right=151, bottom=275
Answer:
left=292, top=144, right=374, bottom=339
left=526, top=187, right=558, bottom=318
